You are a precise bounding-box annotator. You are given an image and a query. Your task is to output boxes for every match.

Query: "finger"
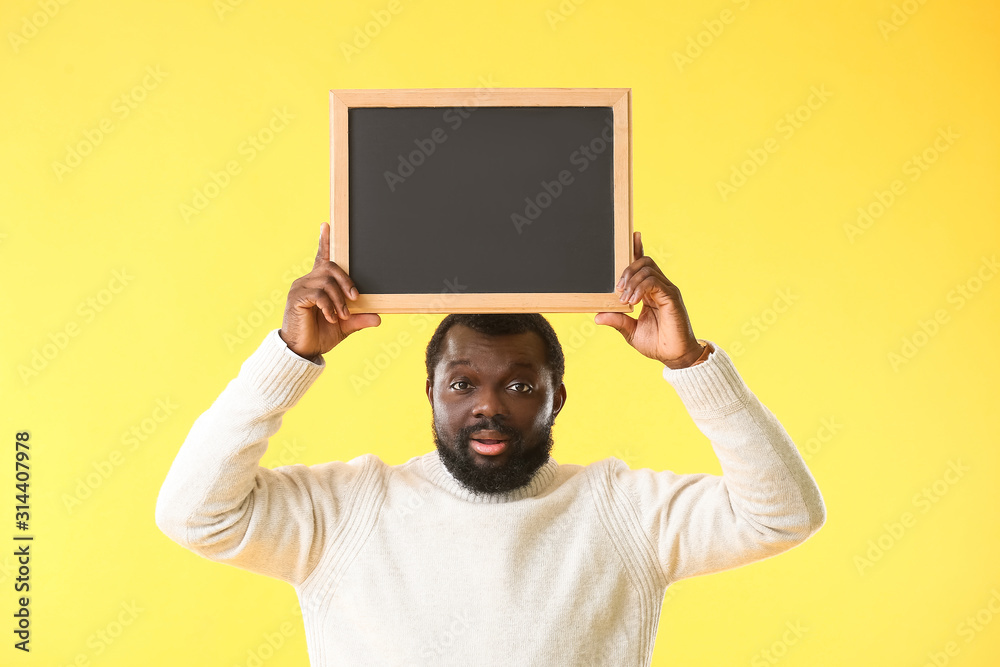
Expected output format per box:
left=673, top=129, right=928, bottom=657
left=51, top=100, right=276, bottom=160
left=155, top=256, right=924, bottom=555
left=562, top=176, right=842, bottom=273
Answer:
left=315, top=222, right=331, bottom=266
left=319, top=281, right=351, bottom=319
left=297, top=271, right=352, bottom=317
left=619, top=261, right=657, bottom=302
left=311, top=262, right=358, bottom=301
left=627, top=275, right=660, bottom=306
left=617, top=254, right=642, bottom=292
left=615, top=232, right=641, bottom=296
left=308, top=261, right=359, bottom=303
left=626, top=266, right=664, bottom=302
left=295, top=290, right=337, bottom=324
left=634, top=231, right=643, bottom=260
left=327, top=263, right=359, bottom=301
left=618, top=232, right=639, bottom=291
left=304, top=283, right=349, bottom=321
left=618, top=247, right=658, bottom=294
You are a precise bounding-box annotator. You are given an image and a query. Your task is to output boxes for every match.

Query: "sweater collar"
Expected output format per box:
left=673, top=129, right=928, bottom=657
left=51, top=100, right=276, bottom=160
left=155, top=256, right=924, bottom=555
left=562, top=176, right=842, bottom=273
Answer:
left=420, top=449, right=559, bottom=504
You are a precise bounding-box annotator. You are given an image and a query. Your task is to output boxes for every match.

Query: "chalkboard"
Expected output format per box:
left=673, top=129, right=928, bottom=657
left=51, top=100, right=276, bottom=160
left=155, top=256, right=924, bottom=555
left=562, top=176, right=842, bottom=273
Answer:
left=330, top=88, right=633, bottom=314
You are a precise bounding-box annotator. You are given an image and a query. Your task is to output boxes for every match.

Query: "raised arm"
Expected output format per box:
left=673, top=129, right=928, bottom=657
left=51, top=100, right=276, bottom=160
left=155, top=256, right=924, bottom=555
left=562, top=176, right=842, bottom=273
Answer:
left=154, top=222, right=381, bottom=586
left=615, top=342, right=825, bottom=583
left=595, top=231, right=825, bottom=584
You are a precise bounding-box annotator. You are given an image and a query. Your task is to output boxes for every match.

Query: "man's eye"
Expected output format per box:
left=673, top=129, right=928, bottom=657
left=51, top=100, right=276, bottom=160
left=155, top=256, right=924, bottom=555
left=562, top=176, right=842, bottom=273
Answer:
left=450, top=381, right=471, bottom=390
left=510, top=383, right=531, bottom=393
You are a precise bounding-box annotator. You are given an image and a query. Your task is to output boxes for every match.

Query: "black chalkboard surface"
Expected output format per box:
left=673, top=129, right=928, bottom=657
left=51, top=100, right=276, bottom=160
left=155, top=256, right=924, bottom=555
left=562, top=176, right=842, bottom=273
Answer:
left=330, top=88, right=633, bottom=314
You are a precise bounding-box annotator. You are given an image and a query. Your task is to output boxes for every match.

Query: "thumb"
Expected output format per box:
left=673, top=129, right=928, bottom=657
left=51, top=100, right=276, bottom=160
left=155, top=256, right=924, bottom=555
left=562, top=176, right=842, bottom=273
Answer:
left=341, top=313, right=381, bottom=336
left=595, top=312, right=637, bottom=340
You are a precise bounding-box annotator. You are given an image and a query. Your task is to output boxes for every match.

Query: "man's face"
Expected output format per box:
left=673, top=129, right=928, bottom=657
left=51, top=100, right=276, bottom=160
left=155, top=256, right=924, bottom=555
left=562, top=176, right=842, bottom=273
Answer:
left=426, top=324, right=567, bottom=496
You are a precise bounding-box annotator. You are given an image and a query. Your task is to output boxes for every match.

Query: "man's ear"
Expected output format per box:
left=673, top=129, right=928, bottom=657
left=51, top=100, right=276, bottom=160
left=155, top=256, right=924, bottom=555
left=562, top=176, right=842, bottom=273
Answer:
left=426, top=378, right=433, bottom=406
left=552, top=382, right=567, bottom=418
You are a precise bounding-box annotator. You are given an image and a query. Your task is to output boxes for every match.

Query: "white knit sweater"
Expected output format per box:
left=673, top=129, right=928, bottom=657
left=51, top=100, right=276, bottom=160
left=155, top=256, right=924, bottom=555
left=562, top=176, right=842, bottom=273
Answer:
left=155, top=328, right=825, bottom=666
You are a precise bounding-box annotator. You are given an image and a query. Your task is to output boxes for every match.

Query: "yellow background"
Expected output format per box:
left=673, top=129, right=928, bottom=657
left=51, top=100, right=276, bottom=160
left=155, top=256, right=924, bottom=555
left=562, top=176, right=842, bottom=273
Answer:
left=2, top=0, right=998, bottom=665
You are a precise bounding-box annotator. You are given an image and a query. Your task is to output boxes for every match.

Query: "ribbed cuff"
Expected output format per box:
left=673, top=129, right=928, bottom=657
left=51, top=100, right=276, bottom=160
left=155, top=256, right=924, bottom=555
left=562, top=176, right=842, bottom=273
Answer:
left=238, top=329, right=326, bottom=409
left=661, top=340, right=749, bottom=416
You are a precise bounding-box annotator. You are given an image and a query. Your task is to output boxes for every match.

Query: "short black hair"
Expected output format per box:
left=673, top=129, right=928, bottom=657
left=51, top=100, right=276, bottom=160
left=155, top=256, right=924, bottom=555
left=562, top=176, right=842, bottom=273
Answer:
left=425, top=313, right=565, bottom=389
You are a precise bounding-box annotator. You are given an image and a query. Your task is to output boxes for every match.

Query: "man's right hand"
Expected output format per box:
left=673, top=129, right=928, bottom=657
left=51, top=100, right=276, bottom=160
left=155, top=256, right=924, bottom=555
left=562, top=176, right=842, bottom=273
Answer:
left=279, top=222, right=380, bottom=361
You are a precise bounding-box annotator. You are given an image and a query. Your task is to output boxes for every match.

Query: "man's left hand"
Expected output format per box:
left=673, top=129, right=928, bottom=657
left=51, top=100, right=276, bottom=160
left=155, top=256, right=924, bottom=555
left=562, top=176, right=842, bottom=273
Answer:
left=595, top=231, right=705, bottom=369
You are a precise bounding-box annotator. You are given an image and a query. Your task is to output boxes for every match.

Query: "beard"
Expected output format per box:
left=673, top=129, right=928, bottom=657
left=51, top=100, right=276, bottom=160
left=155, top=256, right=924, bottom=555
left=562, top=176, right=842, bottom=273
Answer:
left=431, top=413, right=555, bottom=496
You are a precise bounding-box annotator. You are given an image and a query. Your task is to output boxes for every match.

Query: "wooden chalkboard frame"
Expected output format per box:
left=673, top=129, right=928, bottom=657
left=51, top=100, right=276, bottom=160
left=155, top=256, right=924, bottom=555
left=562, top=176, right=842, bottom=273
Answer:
left=330, top=87, right=633, bottom=314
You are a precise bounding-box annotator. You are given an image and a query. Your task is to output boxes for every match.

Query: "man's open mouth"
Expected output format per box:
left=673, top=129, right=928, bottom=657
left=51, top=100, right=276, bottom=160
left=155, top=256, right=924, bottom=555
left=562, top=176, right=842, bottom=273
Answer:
left=470, top=433, right=509, bottom=456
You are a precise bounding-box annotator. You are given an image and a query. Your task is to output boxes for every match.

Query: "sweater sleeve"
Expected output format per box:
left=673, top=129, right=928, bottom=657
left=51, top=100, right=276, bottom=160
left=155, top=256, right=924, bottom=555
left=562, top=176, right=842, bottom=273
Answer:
left=154, top=328, right=373, bottom=587
left=612, top=341, right=826, bottom=585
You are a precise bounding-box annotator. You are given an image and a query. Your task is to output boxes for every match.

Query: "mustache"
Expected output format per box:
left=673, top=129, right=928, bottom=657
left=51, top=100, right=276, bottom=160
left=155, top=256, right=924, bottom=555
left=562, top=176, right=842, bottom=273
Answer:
left=459, top=419, right=519, bottom=440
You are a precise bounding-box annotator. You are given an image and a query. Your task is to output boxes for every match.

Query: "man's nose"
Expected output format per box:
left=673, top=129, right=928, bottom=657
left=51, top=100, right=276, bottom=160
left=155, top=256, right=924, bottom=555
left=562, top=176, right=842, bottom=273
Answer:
left=473, top=385, right=508, bottom=419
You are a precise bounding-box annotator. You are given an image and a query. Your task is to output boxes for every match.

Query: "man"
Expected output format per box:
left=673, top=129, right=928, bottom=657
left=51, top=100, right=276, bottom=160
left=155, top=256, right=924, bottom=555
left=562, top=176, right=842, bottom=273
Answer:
left=155, top=223, right=826, bottom=666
